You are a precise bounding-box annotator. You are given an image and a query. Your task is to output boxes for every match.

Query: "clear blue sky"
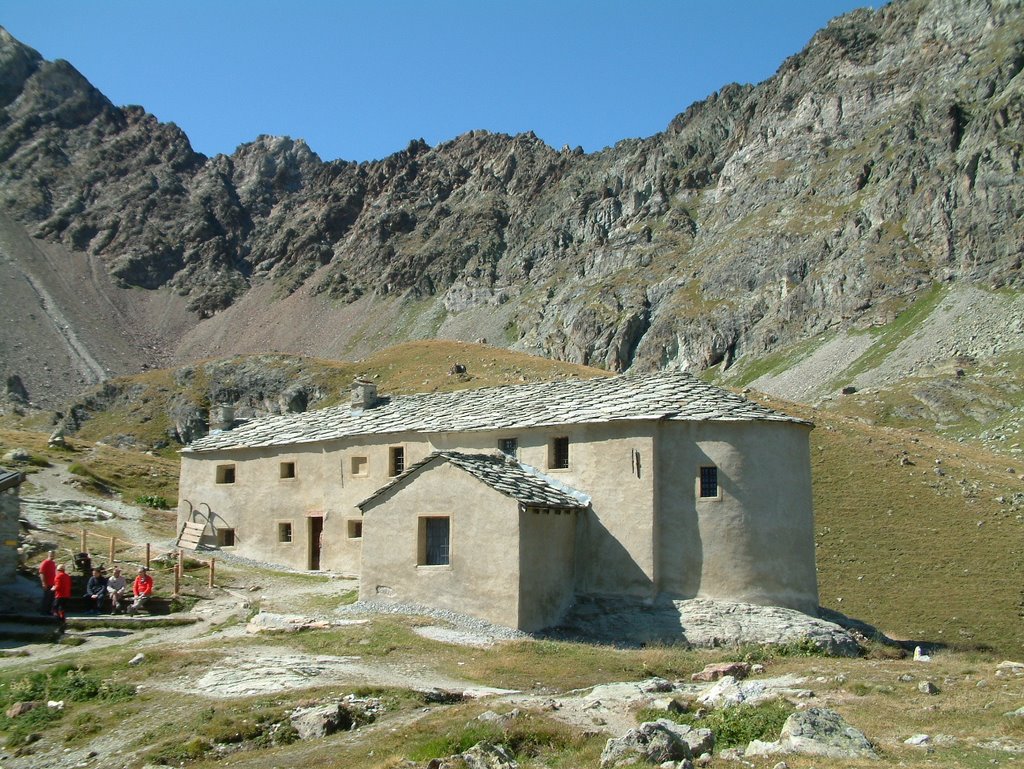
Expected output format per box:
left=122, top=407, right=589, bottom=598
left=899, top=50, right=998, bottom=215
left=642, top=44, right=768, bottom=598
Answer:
left=2, top=1, right=879, bottom=163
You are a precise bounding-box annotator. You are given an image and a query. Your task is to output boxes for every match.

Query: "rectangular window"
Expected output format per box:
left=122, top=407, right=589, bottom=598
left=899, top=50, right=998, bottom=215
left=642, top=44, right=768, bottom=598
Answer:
left=549, top=436, right=570, bottom=469
left=280, top=461, right=296, bottom=479
left=499, top=437, right=518, bottom=458
left=699, top=466, right=719, bottom=498
left=419, top=516, right=450, bottom=566
left=351, top=456, right=368, bottom=476
left=278, top=522, right=293, bottom=543
left=389, top=446, right=406, bottom=477
left=215, top=465, right=235, bottom=484
left=217, top=528, right=236, bottom=547
left=347, top=519, right=363, bottom=539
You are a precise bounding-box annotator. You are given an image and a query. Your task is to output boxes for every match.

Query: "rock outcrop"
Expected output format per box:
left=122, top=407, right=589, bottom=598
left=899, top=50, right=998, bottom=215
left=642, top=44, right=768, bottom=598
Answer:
left=0, top=0, right=1021, bottom=402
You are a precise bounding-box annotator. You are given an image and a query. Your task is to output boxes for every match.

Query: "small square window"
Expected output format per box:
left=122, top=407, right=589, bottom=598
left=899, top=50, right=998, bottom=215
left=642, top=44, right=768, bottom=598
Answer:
left=351, top=456, right=368, bottom=476
left=549, top=436, right=570, bottom=469
left=280, top=461, right=296, bottom=479
left=389, top=446, right=406, bottom=477
left=347, top=520, right=363, bottom=539
left=278, top=522, right=293, bottom=543
left=418, top=516, right=450, bottom=566
left=699, top=466, right=719, bottom=498
left=499, top=438, right=518, bottom=457
left=217, top=528, right=236, bottom=547
left=215, top=465, right=235, bottom=484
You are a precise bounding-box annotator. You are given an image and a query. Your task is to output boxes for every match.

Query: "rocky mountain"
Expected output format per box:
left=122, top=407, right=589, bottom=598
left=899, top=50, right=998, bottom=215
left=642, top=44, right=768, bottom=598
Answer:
left=0, top=0, right=1021, bottom=408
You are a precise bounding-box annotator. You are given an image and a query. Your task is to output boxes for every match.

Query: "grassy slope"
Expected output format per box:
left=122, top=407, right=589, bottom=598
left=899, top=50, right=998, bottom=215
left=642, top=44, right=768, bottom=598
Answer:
left=764, top=395, right=1024, bottom=655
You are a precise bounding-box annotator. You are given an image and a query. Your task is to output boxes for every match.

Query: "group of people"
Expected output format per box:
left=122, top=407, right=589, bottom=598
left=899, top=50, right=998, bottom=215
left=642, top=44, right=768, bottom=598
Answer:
left=38, top=551, right=154, bottom=620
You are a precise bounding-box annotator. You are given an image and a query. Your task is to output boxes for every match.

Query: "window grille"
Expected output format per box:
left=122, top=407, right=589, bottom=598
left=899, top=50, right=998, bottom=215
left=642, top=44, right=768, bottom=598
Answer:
left=699, top=466, right=719, bottom=498
left=424, top=517, right=450, bottom=565
left=550, top=436, right=570, bottom=469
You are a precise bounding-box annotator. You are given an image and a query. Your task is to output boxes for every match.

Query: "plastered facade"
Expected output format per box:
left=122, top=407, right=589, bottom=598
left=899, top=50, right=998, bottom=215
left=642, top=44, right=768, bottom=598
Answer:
left=176, top=374, right=819, bottom=629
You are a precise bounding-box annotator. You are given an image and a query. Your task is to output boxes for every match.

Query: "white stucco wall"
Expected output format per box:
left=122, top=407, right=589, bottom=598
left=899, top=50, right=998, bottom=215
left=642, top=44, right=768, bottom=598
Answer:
left=177, top=433, right=436, bottom=573
left=517, top=506, right=579, bottom=631
left=655, top=420, right=818, bottom=613
left=359, top=461, right=525, bottom=628
left=178, top=411, right=817, bottom=618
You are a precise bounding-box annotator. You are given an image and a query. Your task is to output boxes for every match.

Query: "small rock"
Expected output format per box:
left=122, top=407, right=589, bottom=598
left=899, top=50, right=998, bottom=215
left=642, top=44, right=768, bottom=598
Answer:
left=291, top=702, right=355, bottom=740
left=997, top=661, right=1024, bottom=675
left=905, top=734, right=931, bottom=745
left=898, top=673, right=914, bottom=682
left=5, top=702, right=37, bottom=718
left=640, top=677, right=674, bottom=693
left=918, top=681, right=939, bottom=695
left=691, top=662, right=751, bottom=682
left=128, top=653, right=146, bottom=666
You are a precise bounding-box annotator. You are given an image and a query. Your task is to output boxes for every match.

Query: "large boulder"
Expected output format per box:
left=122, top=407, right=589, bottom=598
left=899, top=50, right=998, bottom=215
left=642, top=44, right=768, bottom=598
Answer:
left=428, top=741, right=518, bottom=769
left=600, top=721, right=692, bottom=768
left=656, top=720, right=714, bottom=756
left=290, top=702, right=355, bottom=740
left=769, top=707, right=878, bottom=760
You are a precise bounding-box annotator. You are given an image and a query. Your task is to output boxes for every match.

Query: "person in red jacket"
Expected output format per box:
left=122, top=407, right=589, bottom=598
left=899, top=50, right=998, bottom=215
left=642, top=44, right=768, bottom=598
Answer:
left=51, top=564, right=72, bottom=622
left=127, top=567, right=153, bottom=615
left=39, top=550, right=56, bottom=615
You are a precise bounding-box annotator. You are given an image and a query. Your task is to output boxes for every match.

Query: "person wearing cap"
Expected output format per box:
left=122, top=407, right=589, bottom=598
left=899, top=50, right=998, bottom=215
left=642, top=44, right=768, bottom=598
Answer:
left=127, top=566, right=153, bottom=615
left=106, top=567, right=127, bottom=614
left=51, top=564, right=71, bottom=622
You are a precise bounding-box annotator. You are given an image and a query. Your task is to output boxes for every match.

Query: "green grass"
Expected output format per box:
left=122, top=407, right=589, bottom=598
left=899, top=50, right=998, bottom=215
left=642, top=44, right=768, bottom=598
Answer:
left=0, top=664, right=136, bottom=747
left=753, top=393, right=1024, bottom=656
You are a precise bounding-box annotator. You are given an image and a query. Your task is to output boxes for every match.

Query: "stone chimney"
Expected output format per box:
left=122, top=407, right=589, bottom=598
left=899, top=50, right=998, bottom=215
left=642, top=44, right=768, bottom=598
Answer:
left=351, top=379, right=378, bottom=410
left=209, top=404, right=235, bottom=432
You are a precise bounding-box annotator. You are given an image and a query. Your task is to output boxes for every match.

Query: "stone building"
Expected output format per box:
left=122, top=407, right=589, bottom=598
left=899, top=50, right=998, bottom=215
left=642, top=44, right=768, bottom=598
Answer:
left=177, top=372, right=818, bottom=631
left=0, top=468, right=24, bottom=583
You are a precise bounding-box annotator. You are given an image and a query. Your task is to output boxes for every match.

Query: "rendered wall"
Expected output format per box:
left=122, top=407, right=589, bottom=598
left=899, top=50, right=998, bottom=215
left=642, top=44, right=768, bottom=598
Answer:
left=655, top=420, right=818, bottom=613
left=430, top=423, right=657, bottom=596
left=181, top=420, right=657, bottom=593
left=177, top=433, right=436, bottom=573
left=517, top=506, right=578, bottom=631
left=359, top=461, right=525, bottom=628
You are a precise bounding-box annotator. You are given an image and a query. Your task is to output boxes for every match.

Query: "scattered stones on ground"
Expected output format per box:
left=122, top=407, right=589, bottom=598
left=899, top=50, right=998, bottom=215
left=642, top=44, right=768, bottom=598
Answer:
left=697, top=674, right=812, bottom=708
left=746, top=707, right=879, bottom=760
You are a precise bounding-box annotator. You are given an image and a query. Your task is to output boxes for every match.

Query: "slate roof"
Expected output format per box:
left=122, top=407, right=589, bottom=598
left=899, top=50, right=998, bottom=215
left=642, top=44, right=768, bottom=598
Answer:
left=0, top=468, right=24, bottom=493
left=357, top=452, right=590, bottom=512
left=184, top=370, right=809, bottom=453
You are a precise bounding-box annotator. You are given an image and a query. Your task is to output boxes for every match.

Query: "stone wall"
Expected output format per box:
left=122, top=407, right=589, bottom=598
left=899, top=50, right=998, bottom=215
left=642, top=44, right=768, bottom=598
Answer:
left=0, top=488, right=20, bottom=583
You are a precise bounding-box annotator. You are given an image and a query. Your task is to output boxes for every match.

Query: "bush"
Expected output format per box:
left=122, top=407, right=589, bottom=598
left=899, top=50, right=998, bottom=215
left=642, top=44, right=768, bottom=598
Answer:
left=146, top=736, right=213, bottom=765
left=643, top=698, right=794, bottom=749
left=135, top=494, right=171, bottom=509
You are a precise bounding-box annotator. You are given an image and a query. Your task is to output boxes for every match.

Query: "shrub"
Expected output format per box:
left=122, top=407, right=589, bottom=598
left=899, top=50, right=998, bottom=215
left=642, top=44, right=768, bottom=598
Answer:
left=135, top=494, right=171, bottom=509
left=643, top=698, right=794, bottom=749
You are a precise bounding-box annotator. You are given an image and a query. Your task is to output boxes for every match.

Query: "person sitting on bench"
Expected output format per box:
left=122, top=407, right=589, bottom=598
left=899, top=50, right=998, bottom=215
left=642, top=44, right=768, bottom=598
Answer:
left=106, top=567, right=127, bottom=614
left=85, top=568, right=108, bottom=613
left=127, top=566, right=153, bottom=615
